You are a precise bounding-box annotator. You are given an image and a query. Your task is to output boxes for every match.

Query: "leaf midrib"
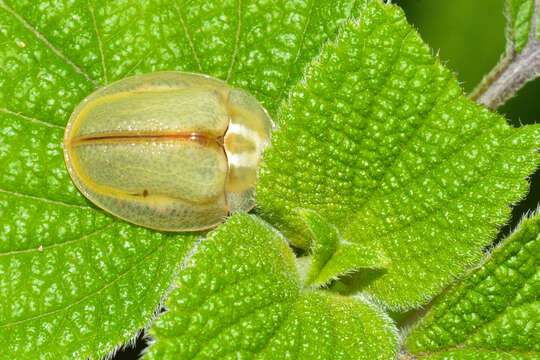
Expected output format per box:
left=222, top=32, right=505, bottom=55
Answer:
left=0, top=1, right=99, bottom=88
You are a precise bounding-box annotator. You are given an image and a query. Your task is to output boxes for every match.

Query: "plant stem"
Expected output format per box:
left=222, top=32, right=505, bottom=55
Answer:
left=469, top=0, right=540, bottom=110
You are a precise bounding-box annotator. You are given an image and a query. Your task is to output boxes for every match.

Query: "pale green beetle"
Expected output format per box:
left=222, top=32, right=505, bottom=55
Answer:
left=63, top=71, right=273, bottom=231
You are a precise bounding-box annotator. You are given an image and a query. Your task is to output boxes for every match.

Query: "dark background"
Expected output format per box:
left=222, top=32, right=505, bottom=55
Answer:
left=112, top=0, right=540, bottom=358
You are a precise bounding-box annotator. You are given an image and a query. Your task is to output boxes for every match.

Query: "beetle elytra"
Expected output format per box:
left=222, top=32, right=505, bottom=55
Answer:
left=63, top=71, right=273, bottom=231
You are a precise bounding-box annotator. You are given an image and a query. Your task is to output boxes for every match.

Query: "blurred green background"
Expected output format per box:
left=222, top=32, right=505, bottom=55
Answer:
left=116, top=1, right=540, bottom=358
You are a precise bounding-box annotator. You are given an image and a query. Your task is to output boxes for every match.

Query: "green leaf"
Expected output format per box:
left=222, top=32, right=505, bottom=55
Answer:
left=404, top=211, right=540, bottom=359
left=0, top=105, right=199, bottom=360
left=0, top=0, right=363, bottom=119
left=0, top=0, right=374, bottom=357
left=297, top=209, right=388, bottom=287
left=2, top=0, right=539, bottom=357
left=148, top=213, right=398, bottom=360
left=505, top=0, right=539, bottom=54
left=256, top=0, right=540, bottom=310
left=0, top=1, right=204, bottom=357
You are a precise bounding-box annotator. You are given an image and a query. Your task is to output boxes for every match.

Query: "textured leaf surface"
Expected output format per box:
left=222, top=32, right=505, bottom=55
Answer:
left=0, top=0, right=372, bottom=357
left=148, top=214, right=398, bottom=360
left=256, top=0, right=540, bottom=309
left=0, top=0, right=364, bottom=118
left=0, top=111, right=198, bottom=359
left=506, top=0, right=539, bottom=54
left=298, top=209, right=388, bottom=287
left=0, top=53, right=199, bottom=359
left=404, top=212, right=540, bottom=359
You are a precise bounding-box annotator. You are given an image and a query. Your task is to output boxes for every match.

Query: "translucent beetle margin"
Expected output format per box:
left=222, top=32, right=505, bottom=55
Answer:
left=63, top=72, right=273, bottom=231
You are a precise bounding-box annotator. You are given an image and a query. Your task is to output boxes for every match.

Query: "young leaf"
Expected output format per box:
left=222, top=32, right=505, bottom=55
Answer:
left=147, top=214, right=398, bottom=360
left=256, top=0, right=540, bottom=309
left=297, top=209, right=388, bottom=287
left=404, top=211, right=540, bottom=359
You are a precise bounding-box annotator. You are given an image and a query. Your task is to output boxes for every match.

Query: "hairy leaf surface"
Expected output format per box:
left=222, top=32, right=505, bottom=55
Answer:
left=1, top=0, right=539, bottom=358
left=0, top=0, right=368, bottom=357
left=148, top=214, right=398, bottom=360
left=256, top=0, right=540, bottom=309
left=405, top=212, right=540, bottom=359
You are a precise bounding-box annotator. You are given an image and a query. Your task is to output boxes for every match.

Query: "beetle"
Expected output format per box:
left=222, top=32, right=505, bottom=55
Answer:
left=63, top=71, right=273, bottom=231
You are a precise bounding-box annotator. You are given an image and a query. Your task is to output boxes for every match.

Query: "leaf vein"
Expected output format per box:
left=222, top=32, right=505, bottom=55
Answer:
left=88, top=0, right=108, bottom=85
left=368, top=123, right=534, bottom=241
left=173, top=0, right=202, bottom=72
left=0, top=222, right=114, bottom=257
left=0, top=1, right=99, bottom=88
left=226, top=0, right=242, bottom=81
left=0, top=231, right=165, bottom=328
left=275, top=0, right=314, bottom=104
left=462, top=274, right=536, bottom=345
left=0, top=188, right=93, bottom=211
left=0, top=107, right=64, bottom=129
